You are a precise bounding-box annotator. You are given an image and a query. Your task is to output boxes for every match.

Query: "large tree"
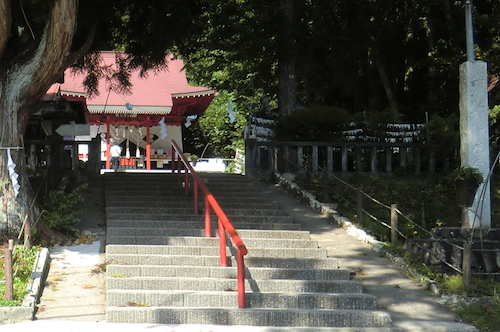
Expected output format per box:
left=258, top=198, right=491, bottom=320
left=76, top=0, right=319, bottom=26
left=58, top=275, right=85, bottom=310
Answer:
left=0, top=0, right=205, bottom=234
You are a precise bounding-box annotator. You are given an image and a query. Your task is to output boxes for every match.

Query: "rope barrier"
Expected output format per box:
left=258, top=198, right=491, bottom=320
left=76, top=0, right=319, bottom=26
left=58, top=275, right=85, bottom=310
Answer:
left=275, top=145, right=469, bottom=275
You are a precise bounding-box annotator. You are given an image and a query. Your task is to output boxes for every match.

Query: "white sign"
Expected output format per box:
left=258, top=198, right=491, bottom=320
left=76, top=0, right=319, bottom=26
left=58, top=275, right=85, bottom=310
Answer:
left=56, top=124, right=90, bottom=137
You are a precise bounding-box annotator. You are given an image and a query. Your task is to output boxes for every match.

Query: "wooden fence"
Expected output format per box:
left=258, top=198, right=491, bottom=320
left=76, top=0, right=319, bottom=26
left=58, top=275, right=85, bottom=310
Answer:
left=245, top=139, right=464, bottom=177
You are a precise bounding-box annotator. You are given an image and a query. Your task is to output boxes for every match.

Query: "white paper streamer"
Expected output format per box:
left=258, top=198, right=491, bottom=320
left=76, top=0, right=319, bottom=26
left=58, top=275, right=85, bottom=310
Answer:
left=159, top=117, right=168, bottom=139
left=7, top=148, right=20, bottom=197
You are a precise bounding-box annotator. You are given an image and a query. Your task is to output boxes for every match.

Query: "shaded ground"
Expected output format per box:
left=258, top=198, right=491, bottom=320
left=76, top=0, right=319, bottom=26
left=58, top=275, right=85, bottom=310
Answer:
left=35, top=176, right=107, bottom=321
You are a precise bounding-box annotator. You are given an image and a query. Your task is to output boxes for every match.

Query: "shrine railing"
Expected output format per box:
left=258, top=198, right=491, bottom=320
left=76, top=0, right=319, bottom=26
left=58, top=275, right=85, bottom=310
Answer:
left=170, top=139, right=248, bottom=308
left=245, top=140, right=466, bottom=176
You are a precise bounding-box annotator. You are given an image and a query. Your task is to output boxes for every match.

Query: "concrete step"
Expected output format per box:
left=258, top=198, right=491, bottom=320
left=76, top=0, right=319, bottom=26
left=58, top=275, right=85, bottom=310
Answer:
left=105, top=247, right=326, bottom=259
left=106, top=201, right=281, bottom=210
left=105, top=307, right=391, bottom=327
left=106, top=276, right=363, bottom=293
left=105, top=194, right=276, bottom=204
left=106, top=229, right=310, bottom=240
left=107, top=239, right=318, bottom=251
left=106, top=206, right=289, bottom=216
left=106, top=290, right=377, bottom=309
left=106, top=220, right=302, bottom=230
left=106, top=265, right=349, bottom=280
left=106, top=254, right=339, bottom=269
left=106, top=214, right=294, bottom=224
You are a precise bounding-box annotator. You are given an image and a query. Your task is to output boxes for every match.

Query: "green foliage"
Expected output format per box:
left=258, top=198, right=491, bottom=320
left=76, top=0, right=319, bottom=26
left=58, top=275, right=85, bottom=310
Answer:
left=447, top=166, right=484, bottom=184
left=40, top=184, right=87, bottom=232
left=421, top=114, right=459, bottom=149
left=185, top=90, right=247, bottom=158
left=274, top=106, right=351, bottom=141
left=443, top=275, right=466, bottom=295
left=489, top=105, right=500, bottom=144
left=0, top=245, right=40, bottom=305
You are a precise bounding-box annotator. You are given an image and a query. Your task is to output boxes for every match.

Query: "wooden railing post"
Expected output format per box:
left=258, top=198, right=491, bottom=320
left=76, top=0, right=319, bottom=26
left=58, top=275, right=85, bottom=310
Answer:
left=341, top=146, right=348, bottom=173
left=463, top=242, right=472, bottom=294
left=391, top=204, right=398, bottom=245
left=312, top=146, right=319, bottom=174
left=400, top=147, right=407, bottom=168
left=385, top=147, right=392, bottom=174
left=268, top=147, right=274, bottom=172
left=4, top=240, right=14, bottom=301
left=357, top=188, right=363, bottom=225
left=24, top=219, right=31, bottom=249
left=327, top=146, right=334, bottom=173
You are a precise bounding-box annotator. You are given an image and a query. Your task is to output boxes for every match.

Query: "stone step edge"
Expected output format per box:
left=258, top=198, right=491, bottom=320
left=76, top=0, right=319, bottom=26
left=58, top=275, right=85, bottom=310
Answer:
left=105, top=307, right=391, bottom=327
left=105, top=276, right=360, bottom=286
left=107, top=289, right=373, bottom=297
left=105, top=265, right=347, bottom=278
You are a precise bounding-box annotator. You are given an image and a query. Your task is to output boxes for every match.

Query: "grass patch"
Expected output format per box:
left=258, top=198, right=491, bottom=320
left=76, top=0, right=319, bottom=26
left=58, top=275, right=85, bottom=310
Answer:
left=0, top=245, right=40, bottom=306
left=456, top=298, right=500, bottom=331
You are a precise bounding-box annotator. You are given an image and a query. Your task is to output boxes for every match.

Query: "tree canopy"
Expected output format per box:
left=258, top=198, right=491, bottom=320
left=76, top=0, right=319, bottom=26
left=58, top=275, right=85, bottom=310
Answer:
left=0, top=0, right=208, bottom=233
left=178, top=0, right=500, bottom=122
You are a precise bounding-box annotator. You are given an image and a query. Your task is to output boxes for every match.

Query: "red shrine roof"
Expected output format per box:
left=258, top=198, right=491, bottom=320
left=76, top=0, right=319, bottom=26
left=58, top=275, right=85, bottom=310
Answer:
left=47, top=52, right=215, bottom=126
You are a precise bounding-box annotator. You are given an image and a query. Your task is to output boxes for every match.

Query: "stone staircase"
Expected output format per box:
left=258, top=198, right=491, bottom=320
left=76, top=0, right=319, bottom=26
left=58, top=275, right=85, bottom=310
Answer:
left=104, top=172, right=392, bottom=329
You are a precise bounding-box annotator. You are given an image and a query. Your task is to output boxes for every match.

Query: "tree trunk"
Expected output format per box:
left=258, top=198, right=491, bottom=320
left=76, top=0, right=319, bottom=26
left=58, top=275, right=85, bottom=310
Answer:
left=0, top=0, right=79, bottom=236
left=373, top=50, right=401, bottom=122
left=278, top=0, right=296, bottom=115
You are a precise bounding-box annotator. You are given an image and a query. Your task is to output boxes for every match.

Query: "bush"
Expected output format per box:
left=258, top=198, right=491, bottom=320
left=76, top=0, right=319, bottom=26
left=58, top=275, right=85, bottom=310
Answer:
left=41, top=184, right=87, bottom=232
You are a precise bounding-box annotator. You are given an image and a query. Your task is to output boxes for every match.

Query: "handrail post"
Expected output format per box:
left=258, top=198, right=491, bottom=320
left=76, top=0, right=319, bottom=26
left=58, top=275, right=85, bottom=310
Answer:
left=219, top=219, right=227, bottom=266
left=177, top=153, right=181, bottom=181
left=237, top=249, right=246, bottom=308
left=194, top=181, right=199, bottom=215
left=205, top=196, right=211, bottom=237
left=171, top=152, right=175, bottom=174
left=184, top=168, right=189, bottom=196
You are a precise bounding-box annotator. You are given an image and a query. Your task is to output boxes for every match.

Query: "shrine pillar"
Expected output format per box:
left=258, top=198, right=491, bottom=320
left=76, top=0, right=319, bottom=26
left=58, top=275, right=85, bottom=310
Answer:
left=146, top=123, right=151, bottom=170
left=106, top=123, right=111, bottom=169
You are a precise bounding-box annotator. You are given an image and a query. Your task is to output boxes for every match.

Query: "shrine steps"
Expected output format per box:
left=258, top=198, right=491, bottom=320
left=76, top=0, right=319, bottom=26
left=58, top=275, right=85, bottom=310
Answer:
left=104, top=173, right=392, bottom=328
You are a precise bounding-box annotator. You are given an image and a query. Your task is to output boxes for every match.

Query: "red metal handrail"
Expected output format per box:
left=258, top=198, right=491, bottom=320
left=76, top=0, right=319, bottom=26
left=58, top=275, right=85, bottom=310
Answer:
left=170, top=140, right=248, bottom=308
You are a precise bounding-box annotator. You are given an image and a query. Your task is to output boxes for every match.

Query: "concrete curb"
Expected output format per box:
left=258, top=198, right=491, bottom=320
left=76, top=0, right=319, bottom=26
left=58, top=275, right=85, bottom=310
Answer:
left=0, top=247, right=51, bottom=324
left=273, top=172, right=440, bottom=295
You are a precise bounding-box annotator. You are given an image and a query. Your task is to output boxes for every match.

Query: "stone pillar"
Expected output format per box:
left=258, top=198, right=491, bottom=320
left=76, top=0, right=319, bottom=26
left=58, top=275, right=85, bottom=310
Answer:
left=459, top=61, right=491, bottom=228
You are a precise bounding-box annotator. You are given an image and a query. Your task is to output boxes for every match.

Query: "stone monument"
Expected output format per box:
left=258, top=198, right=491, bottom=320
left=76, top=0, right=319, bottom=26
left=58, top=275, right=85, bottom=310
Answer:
left=459, top=0, right=491, bottom=228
